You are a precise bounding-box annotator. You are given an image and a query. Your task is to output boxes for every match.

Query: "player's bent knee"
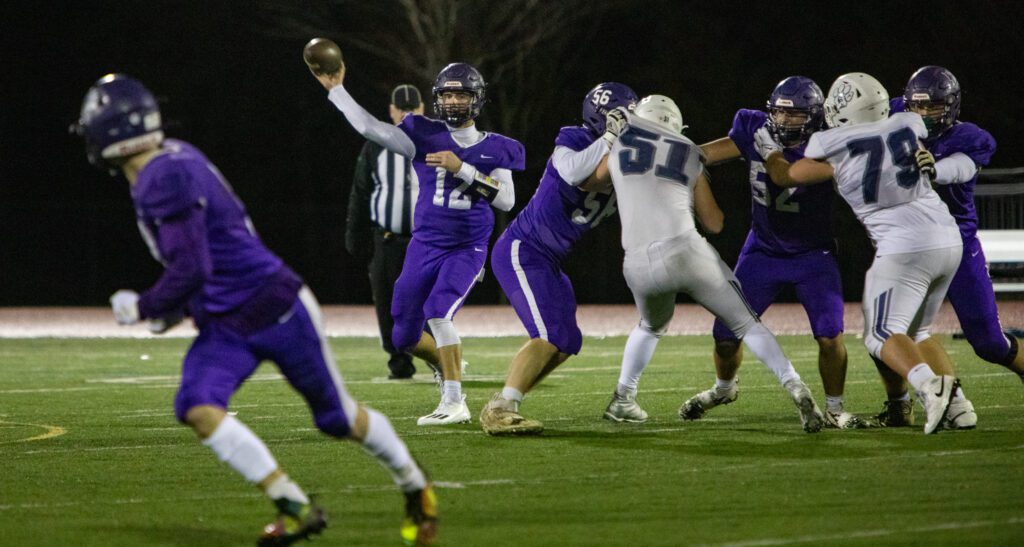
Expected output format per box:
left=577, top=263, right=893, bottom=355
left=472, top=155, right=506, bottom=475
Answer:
left=638, top=319, right=667, bottom=337
left=313, top=408, right=353, bottom=439
left=971, top=332, right=1016, bottom=365
left=816, top=334, right=846, bottom=355
left=183, top=404, right=227, bottom=438
left=863, top=335, right=885, bottom=360
left=715, top=339, right=741, bottom=359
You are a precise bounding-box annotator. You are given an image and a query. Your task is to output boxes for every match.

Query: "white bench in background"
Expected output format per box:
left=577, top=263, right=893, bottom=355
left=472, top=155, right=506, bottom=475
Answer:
left=977, top=229, right=1024, bottom=292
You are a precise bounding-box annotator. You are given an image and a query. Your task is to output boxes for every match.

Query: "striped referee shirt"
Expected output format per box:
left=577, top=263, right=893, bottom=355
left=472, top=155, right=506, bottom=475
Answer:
left=346, top=141, right=417, bottom=254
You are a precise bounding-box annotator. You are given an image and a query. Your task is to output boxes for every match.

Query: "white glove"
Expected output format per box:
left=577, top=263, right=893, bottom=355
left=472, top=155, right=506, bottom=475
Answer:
left=148, top=310, right=185, bottom=334
left=753, top=126, right=783, bottom=161
left=110, top=290, right=140, bottom=325
left=603, top=107, right=630, bottom=147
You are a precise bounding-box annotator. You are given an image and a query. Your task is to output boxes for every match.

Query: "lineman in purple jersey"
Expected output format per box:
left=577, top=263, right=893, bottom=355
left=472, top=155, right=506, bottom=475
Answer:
left=314, top=61, right=525, bottom=426
left=682, top=76, right=864, bottom=429
left=478, top=83, right=639, bottom=435
left=74, top=74, right=437, bottom=546
left=872, top=66, right=1024, bottom=429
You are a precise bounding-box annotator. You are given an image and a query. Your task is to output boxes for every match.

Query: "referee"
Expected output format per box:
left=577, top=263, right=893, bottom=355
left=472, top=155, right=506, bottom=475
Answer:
left=345, top=84, right=423, bottom=379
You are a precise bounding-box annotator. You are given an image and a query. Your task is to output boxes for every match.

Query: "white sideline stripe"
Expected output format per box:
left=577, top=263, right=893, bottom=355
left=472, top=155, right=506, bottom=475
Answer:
left=510, top=239, right=548, bottom=341
left=701, top=517, right=1024, bottom=547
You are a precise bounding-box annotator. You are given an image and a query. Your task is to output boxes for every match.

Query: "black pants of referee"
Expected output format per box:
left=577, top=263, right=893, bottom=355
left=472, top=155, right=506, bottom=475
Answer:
left=370, top=229, right=416, bottom=378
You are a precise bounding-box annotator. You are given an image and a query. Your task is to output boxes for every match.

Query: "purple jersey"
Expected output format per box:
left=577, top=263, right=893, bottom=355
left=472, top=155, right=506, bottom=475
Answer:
left=728, top=109, right=835, bottom=255
left=890, top=97, right=996, bottom=241
left=505, top=127, right=617, bottom=262
left=132, top=139, right=288, bottom=320
left=399, top=115, right=525, bottom=248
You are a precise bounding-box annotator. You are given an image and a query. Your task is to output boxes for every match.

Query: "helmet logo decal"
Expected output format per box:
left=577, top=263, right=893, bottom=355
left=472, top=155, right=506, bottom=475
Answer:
left=911, top=92, right=931, bottom=101
left=774, top=99, right=794, bottom=107
left=832, top=82, right=854, bottom=109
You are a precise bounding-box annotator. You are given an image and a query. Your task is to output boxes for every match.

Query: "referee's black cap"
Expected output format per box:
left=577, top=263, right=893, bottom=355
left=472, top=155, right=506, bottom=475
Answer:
left=390, top=84, right=422, bottom=110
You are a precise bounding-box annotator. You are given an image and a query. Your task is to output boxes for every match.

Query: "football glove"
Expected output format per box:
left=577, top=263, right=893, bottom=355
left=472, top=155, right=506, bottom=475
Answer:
left=603, top=107, right=629, bottom=147
left=110, top=289, right=140, bottom=325
left=915, top=147, right=937, bottom=182
left=753, top=126, right=783, bottom=161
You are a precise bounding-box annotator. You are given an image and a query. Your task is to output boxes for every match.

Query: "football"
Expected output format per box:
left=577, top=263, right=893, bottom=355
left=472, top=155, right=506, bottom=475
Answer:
left=303, top=38, right=343, bottom=75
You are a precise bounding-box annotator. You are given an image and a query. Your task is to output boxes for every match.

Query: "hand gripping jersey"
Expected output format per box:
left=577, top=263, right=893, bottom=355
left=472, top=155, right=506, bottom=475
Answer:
left=803, top=112, right=960, bottom=256
left=504, top=126, right=617, bottom=262
left=890, top=97, right=996, bottom=241
left=729, top=109, right=835, bottom=255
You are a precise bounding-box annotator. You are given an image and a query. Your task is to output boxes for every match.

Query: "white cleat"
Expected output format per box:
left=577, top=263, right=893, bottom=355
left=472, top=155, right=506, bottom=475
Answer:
left=417, top=395, right=471, bottom=426
left=824, top=409, right=869, bottom=429
left=679, top=383, right=739, bottom=420
left=603, top=391, right=648, bottom=423
left=917, top=375, right=959, bottom=435
left=785, top=381, right=824, bottom=433
left=944, top=398, right=977, bottom=430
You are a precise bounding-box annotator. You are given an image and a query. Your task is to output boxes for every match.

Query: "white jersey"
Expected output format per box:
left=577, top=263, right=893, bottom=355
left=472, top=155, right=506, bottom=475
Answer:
left=804, top=112, right=960, bottom=255
left=608, top=114, right=705, bottom=254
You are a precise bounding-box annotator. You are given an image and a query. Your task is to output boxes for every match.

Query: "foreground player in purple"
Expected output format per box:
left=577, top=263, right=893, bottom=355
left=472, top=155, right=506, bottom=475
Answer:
left=478, top=83, right=639, bottom=435
left=75, top=74, right=437, bottom=546
left=315, top=61, right=525, bottom=425
left=683, top=77, right=863, bottom=428
left=873, top=66, right=1024, bottom=429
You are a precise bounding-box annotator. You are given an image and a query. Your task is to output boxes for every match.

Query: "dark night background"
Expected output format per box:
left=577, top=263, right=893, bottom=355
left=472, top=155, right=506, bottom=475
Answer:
left=2, top=1, right=1022, bottom=307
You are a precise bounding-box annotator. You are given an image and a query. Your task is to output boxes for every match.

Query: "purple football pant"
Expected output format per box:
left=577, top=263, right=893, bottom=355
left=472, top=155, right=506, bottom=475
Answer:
left=175, top=287, right=357, bottom=438
left=947, top=236, right=1012, bottom=363
left=391, top=238, right=486, bottom=352
left=713, top=248, right=844, bottom=342
left=491, top=233, right=583, bottom=355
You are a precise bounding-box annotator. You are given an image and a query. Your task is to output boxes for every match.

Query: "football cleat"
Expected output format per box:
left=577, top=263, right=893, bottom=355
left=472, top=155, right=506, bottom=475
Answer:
left=785, top=381, right=824, bottom=433
left=823, top=409, right=869, bottom=429
left=417, top=395, right=471, bottom=426
left=479, top=393, right=544, bottom=436
left=602, top=391, right=648, bottom=423
left=258, top=498, right=327, bottom=547
left=401, top=482, right=439, bottom=546
left=917, top=375, right=958, bottom=435
left=874, top=399, right=915, bottom=427
left=679, top=382, right=739, bottom=420
left=944, top=398, right=977, bottom=430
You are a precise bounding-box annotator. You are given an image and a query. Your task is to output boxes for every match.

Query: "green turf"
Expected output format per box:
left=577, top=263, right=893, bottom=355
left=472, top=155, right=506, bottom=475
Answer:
left=1, top=335, right=1022, bottom=546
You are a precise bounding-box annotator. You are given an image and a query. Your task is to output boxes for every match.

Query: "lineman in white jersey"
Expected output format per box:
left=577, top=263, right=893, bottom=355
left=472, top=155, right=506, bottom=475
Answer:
left=598, top=95, right=825, bottom=433
left=769, top=73, right=963, bottom=434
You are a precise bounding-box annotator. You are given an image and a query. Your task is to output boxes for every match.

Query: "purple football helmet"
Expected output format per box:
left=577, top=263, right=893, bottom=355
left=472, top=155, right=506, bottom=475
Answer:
left=72, top=74, right=164, bottom=169
left=765, top=76, right=824, bottom=147
left=903, top=65, right=961, bottom=139
left=432, top=63, right=486, bottom=126
left=582, top=82, right=638, bottom=136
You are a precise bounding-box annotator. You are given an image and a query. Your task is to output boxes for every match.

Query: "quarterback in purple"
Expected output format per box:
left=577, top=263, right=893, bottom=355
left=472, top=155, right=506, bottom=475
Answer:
left=874, top=66, right=1024, bottom=429
left=75, top=74, right=437, bottom=545
left=479, top=83, right=637, bottom=435
left=318, top=62, right=525, bottom=426
left=683, top=76, right=862, bottom=429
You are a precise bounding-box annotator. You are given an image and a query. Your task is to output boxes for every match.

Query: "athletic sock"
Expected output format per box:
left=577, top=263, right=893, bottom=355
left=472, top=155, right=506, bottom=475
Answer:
left=265, top=474, right=310, bottom=505
left=442, top=380, right=462, bottom=404
left=202, top=415, right=279, bottom=483
left=361, top=407, right=427, bottom=493
left=742, top=323, right=801, bottom=386
left=825, top=395, right=844, bottom=413
left=907, top=363, right=936, bottom=392
left=715, top=377, right=737, bottom=391
left=617, top=325, right=660, bottom=392
left=501, top=386, right=524, bottom=410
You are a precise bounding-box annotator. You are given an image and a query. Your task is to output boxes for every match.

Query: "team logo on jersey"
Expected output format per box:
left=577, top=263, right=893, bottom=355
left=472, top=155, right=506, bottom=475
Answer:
left=832, top=82, right=854, bottom=108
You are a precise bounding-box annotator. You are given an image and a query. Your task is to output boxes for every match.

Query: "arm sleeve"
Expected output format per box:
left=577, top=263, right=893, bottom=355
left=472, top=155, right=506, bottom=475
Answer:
left=345, top=142, right=377, bottom=255
left=137, top=206, right=211, bottom=319
left=552, top=139, right=610, bottom=185
left=327, top=85, right=416, bottom=158
left=933, top=152, right=980, bottom=185
left=455, top=162, right=516, bottom=212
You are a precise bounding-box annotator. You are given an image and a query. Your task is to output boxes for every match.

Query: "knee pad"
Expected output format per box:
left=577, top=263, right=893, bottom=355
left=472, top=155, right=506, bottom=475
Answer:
left=864, top=335, right=885, bottom=360
left=638, top=319, right=667, bottom=338
left=427, top=318, right=460, bottom=348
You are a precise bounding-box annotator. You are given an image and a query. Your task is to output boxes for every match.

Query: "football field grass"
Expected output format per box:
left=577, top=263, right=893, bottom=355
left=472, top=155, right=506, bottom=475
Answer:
left=1, top=335, right=1022, bottom=546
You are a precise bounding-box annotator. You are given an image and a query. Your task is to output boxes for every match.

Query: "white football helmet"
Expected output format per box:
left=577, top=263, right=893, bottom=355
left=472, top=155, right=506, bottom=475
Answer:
left=634, top=94, right=687, bottom=134
left=823, top=72, right=890, bottom=128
